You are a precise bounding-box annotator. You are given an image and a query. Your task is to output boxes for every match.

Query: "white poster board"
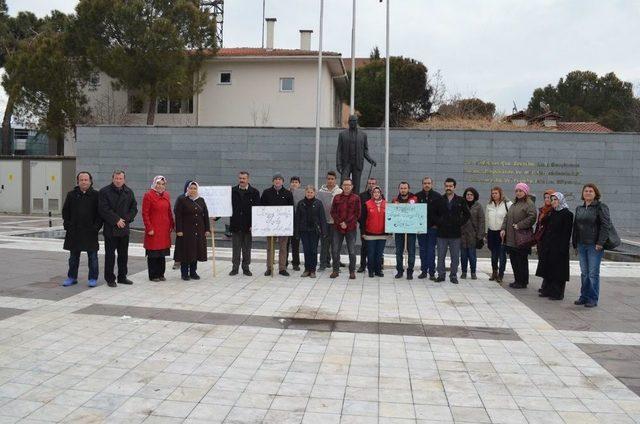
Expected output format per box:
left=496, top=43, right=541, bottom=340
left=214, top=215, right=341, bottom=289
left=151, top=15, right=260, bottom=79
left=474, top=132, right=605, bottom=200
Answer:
left=199, top=186, right=232, bottom=217
left=251, top=206, right=294, bottom=236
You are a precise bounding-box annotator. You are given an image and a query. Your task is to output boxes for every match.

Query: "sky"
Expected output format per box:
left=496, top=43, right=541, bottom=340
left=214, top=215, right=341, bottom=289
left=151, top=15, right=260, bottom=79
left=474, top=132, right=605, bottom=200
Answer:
left=3, top=0, right=640, bottom=115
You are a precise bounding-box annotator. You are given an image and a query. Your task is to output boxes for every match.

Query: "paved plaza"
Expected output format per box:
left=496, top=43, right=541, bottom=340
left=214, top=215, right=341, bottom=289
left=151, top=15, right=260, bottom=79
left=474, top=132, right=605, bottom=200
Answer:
left=1, top=215, right=640, bottom=423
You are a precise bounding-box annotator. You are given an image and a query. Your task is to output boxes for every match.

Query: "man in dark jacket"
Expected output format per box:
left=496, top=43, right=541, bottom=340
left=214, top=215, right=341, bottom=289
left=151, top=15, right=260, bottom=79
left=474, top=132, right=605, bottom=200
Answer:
left=330, top=179, right=361, bottom=279
left=62, top=172, right=102, bottom=287
left=98, top=170, right=138, bottom=287
left=432, top=178, right=470, bottom=284
left=261, top=173, right=294, bottom=276
left=229, top=171, right=261, bottom=276
left=357, top=177, right=377, bottom=273
left=415, top=177, right=442, bottom=280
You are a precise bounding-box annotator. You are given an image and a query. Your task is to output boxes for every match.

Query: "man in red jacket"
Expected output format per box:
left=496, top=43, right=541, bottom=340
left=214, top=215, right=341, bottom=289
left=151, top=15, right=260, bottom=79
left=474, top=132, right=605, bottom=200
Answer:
left=330, top=179, right=361, bottom=279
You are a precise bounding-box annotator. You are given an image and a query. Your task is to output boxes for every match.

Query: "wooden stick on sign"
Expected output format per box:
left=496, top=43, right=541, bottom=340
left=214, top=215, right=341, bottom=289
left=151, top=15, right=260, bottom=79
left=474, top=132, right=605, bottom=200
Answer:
left=211, top=220, right=216, bottom=278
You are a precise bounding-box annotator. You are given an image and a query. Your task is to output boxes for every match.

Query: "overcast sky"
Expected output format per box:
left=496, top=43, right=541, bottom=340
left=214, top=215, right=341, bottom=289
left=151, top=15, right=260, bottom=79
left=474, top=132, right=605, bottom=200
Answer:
left=3, top=0, right=640, bottom=115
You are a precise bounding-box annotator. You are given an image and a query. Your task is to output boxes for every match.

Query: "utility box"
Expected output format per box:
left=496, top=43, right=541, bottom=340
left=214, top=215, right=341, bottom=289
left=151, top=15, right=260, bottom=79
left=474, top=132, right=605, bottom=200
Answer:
left=0, top=156, right=75, bottom=214
left=0, top=160, right=23, bottom=213
left=30, top=161, right=63, bottom=213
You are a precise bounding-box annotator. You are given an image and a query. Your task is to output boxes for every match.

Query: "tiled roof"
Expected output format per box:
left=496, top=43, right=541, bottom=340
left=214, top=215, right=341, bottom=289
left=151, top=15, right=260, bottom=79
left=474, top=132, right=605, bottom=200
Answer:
left=204, top=47, right=341, bottom=57
left=556, top=122, right=613, bottom=133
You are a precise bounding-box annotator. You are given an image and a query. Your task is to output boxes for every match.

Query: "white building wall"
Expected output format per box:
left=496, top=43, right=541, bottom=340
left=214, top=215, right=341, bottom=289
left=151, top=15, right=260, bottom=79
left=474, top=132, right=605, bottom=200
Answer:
left=197, top=59, right=337, bottom=127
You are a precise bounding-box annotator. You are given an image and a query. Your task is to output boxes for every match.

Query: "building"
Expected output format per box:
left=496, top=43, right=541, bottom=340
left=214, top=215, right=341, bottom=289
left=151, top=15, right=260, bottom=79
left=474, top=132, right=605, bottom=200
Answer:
left=84, top=19, right=347, bottom=129
left=505, top=110, right=613, bottom=133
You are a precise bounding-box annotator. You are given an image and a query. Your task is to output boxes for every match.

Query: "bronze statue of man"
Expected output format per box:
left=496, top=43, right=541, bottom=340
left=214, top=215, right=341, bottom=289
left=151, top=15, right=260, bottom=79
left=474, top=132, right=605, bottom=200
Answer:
left=337, top=115, right=376, bottom=194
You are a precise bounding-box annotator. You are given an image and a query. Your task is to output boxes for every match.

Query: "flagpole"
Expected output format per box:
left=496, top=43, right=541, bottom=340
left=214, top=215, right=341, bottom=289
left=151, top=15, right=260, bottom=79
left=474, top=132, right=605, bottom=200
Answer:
left=349, top=0, right=356, bottom=115
left=314, top=0, right=324, bottom=189
left=384, top=0, right=390, bottom=199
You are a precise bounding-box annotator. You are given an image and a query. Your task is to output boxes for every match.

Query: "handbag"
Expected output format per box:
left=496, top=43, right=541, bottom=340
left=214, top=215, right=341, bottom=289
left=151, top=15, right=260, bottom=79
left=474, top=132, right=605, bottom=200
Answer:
left=475, top=239, right=484, bottom=249
left=515, top=228, right=536, bottom=249
left=597, top=204, right=620, bottom=250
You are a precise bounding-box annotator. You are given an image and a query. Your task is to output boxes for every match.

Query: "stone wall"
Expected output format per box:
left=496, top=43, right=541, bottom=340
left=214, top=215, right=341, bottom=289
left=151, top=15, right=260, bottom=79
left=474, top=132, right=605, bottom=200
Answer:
left=76, top=126, right=640, bottom=234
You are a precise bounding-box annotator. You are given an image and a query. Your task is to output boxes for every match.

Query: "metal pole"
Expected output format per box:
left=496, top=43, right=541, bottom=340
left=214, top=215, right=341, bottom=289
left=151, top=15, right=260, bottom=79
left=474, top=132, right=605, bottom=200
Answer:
left=349, top=0, right=356, bottom=115
left=384, top=0, right=390, bottom=199
left=261, top=0, right=266, bottom=48
left=314, top=0, right=324, bottom=189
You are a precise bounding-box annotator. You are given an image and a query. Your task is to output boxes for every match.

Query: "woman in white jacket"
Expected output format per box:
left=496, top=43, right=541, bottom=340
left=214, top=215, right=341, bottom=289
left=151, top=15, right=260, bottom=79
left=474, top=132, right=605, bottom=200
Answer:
left=486, top=187, right=512, bottom=282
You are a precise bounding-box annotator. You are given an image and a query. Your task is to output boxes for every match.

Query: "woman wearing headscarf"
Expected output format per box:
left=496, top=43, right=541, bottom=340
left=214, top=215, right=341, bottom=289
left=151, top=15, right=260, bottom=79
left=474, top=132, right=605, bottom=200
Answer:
left=534, top=189, right=555, bottom=294
left=501, top=182, right=537, bottom=289
left=460, top=187, right=485, bottom=280
left=536, top=192, right=573, bottom=300
left=142, top=176, right=174, bottom=281
left=172, top=180, right=192, bottom=270
left=174, top=181, right=211, bottom=280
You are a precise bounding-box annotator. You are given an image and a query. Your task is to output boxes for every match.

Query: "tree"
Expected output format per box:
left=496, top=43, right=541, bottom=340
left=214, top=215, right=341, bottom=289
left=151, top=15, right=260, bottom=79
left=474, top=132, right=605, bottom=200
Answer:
left=438, top=97, right=496, bottom=119
left=8, top=11, right=91, bottom=155
left=0, top=9, right=44, bottom=154
left=73, top=0, right=218, bottom=125
left=346, top=49, right=434, bottom=127
left=527, top=70, right=640, bottom=132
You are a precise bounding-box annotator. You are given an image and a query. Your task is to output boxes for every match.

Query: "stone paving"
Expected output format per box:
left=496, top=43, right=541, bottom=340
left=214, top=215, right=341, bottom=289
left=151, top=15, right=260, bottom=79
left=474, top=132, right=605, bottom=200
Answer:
left=1, top=215, right=640, bottom=423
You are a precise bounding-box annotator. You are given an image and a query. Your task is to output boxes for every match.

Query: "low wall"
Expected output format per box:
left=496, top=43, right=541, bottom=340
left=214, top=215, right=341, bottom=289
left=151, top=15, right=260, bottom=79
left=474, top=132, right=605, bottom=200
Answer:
left=75, top=126, right=640, bottom=234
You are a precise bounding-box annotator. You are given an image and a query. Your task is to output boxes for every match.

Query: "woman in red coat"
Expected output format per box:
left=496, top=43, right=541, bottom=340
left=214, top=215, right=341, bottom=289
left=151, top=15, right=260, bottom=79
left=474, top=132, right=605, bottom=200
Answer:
left=142, top=176, right=174, bottom=281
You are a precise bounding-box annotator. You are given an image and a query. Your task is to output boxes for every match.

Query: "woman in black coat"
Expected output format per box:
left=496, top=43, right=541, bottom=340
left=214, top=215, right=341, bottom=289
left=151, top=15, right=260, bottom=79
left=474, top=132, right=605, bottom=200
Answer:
left=174, top=181, right=211, bottom=280
left=295, top=186, right=327, bottom=278
left=62, top=171, right=102, bottom=287
left=536, top=192, right=574, bottom=300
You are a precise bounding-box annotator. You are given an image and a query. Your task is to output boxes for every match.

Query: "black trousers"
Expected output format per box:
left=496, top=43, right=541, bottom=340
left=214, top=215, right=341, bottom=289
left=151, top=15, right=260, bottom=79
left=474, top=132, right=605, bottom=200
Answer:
left=104, top=235, right=129, bottom=283
left=546, top=279, right=567, bottom=299
left=147, top=257, right=166, bottom=279
left=231, top=231, right=252, bottom=271
left=508, top=248, right=530, bottom=285
left=341, top=163, right=363, bottom=196
left=287, top=236, right=300, bottom=267
left=359, top=237, right=367, bottom=269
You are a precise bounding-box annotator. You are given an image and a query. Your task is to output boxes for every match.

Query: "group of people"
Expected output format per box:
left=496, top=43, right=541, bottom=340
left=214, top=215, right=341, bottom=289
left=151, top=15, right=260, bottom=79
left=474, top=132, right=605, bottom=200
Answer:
left=61, top=169, right=613, bottom=308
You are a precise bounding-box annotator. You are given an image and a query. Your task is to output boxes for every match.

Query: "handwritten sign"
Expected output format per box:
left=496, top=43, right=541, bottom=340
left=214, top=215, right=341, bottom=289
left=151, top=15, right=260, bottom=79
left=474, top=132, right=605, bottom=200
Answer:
left=251, top=206, right=294, bottom=237
left=385, top=203, right=427, bottom=234
left=199, top=186, right=232, bottom=218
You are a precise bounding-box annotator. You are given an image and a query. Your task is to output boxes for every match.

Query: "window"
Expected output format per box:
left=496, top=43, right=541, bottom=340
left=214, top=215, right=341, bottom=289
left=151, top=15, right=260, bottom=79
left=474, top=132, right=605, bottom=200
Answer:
left=128, top=94, right=144, bottom=113
left=88, top=72, right=100, bottom=91
left=219, top=71, right=232, bottom=85
left=156, top=97, right=194, bottom=114
left=280, top=77, right=294, bottom=92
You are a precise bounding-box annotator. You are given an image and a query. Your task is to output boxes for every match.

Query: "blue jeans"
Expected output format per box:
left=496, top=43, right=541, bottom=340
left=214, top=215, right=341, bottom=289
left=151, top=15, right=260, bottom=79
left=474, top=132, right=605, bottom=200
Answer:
left=366, top=239, right=386, bottom=274
left=418, top=227, right=438, bottom=275
left=487, top=229, right=507, bottom=276
left=300, top=231, right=320, bottom=272
left=68, top=251, right=99, bottom=281
left=460, top=247, right=477, bottom=274
left=395, top=233, right=416, bottom=272
left=578, top=243, right=604, bottom=304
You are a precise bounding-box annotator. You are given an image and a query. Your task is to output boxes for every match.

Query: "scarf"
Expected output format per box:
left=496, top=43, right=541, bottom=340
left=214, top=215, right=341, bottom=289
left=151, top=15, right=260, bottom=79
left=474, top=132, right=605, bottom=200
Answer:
left=185, top=181, right=200, bottom=201
left=539, top=188, right=556, bottom=221
left=151, top=175, right=166, bottom=193
left=553, top=192, right=568, bottom=211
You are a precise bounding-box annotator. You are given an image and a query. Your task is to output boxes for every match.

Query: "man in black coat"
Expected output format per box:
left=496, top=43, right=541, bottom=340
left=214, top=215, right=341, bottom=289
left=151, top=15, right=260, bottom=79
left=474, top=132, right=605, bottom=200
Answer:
left=229, top=171, right=261, bottom=276
left=337, top=115, right=376, bottom=194
left=62, top=171, right=102, bottom=287
left=431, top=178, right=470, bottom=284
left=415, top=177, right=442, bottom=280
left=261, top=173, right=294, bottom=276
left=98, top=170, right=138, bottom=287
left=357, top=176, right=377, bottom=272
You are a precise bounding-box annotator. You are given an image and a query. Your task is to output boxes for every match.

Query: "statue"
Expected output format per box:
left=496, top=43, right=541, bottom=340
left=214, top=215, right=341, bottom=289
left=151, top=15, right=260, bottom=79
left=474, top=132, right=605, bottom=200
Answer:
left=336, top=115, right=376, bottom=194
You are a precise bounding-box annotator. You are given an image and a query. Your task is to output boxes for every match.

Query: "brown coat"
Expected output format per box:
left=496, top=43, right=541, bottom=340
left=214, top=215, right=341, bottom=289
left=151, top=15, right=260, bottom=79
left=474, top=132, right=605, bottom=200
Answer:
left=461, top=202, right=485, bottom=248
left=501, top=197, right=537, bottom=248
left=173, top=196, right=210, bottom=263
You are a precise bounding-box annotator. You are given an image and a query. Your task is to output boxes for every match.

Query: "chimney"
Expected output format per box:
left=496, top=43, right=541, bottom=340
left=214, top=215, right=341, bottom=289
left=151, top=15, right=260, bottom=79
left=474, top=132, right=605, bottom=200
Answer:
left=299, top=30, right=313, bottom=51
left=265, top=18, right=276, bottom=50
